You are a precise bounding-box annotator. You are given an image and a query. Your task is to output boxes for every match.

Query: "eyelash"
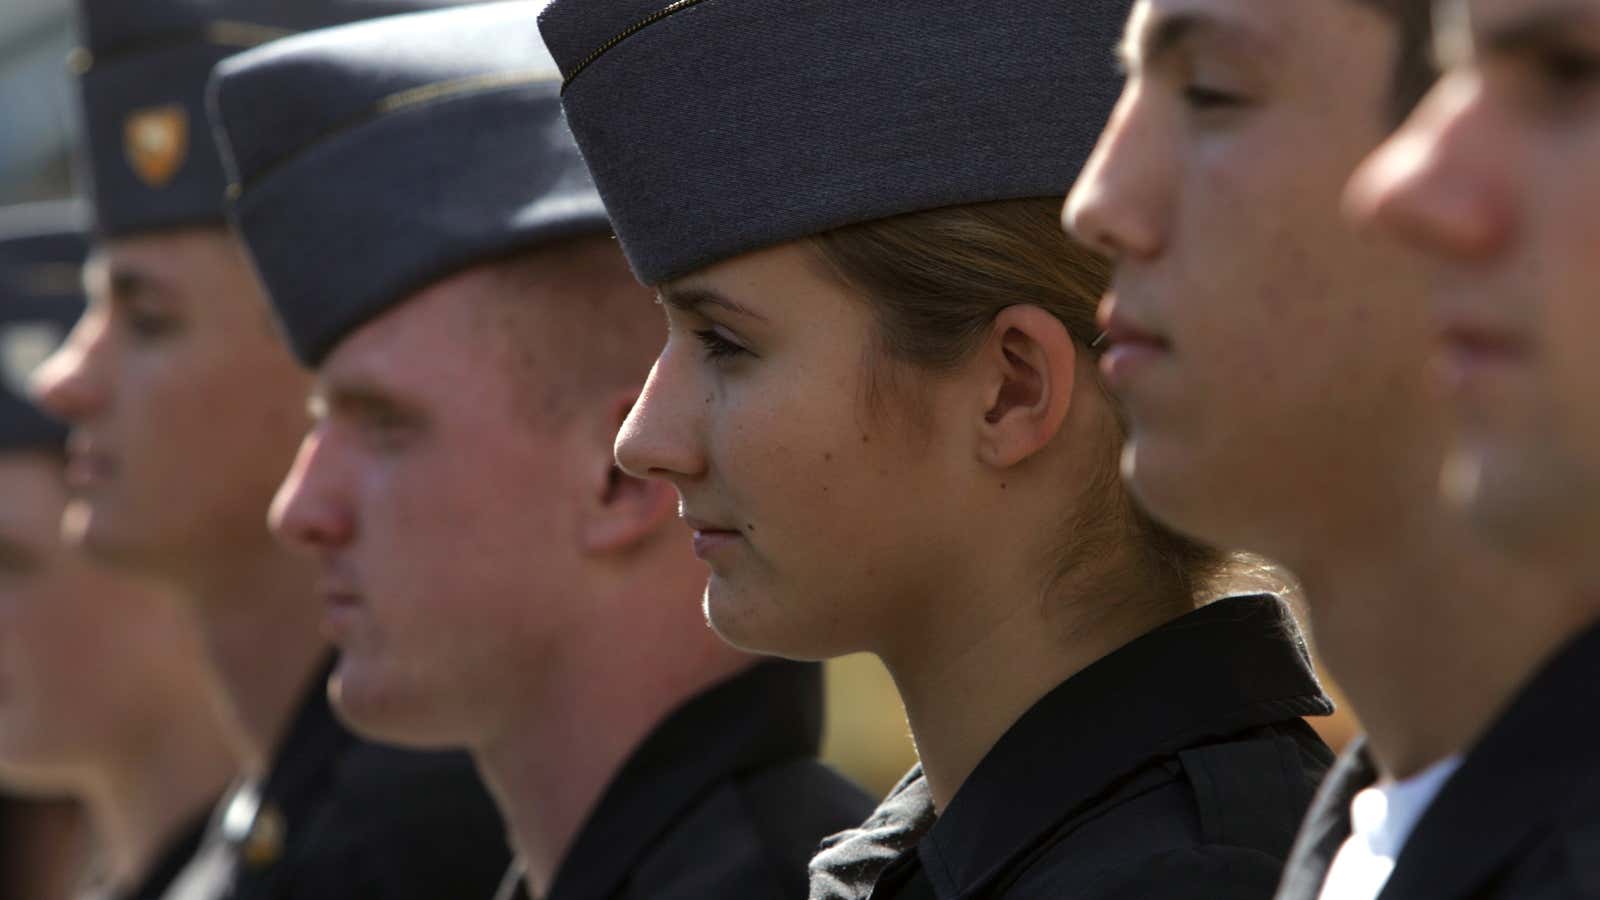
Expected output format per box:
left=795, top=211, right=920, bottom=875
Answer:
left=1539, top=49, right=1600, bottom=87
left=1184, top=84, right=1248, bottom=110
left=694, top=328, right=749, bottom=362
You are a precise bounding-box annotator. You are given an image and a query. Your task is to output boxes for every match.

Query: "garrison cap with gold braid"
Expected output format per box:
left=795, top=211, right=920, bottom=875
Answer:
left=71, top=0, right=487, bottom=237
left=538, top=0, right=1132, bottom=285
left=209, top=1, right=611, bottom=367
left=0, top=202, right=87, bottom=452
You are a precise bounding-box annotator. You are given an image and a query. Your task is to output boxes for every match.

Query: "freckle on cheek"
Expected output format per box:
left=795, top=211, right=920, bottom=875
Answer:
left=824, top=452, right=833, bottom=462
left=860, top=434, right=869, bottom=444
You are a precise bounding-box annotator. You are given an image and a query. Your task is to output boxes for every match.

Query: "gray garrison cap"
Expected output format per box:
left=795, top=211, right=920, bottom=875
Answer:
left=538, top=0, right=1132, bottom=285
left=0, top=202, right=87, bottom=452
left=211, top=1, right=611, bottom=367
left=72, top=0, right=486, bottom=237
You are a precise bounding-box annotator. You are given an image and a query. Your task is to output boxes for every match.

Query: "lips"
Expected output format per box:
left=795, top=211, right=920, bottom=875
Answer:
left=62, top=434, right=116, bottom=489
left=317, top=578, right=365, bottom=641
left=1096, top=295, right=1172, bottom=388
left=1437, top=320, right=1533, bottom=388
left=682, top=515, right=744, bottom=562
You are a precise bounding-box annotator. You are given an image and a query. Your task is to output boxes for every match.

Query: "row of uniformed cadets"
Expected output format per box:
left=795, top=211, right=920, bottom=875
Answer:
left=0, top=0, right=1596, bottom=898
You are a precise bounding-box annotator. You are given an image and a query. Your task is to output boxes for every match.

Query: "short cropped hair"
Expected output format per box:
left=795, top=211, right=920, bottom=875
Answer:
left=476, top=235, right=662, bottom=428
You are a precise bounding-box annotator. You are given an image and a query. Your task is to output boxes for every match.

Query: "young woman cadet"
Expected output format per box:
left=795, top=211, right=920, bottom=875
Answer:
left=539, top=2, right=1335, bottom=898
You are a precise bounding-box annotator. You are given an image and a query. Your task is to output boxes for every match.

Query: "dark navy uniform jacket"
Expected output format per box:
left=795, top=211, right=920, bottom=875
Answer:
left=810, top=595, right=1335, bottom=900
left=496, top=660, right=874, bottom=900
left=165, top=658, right=508, bottom=900
left=1277, top=617, right=1600, bottom=900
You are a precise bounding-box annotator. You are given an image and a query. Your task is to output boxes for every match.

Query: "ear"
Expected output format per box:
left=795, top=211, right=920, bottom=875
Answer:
left=974, top=305, right=1077, bottom=469
left=580, top=389, right=680, bottom=556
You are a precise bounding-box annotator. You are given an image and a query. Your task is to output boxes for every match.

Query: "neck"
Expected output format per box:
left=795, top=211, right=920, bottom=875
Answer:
left=473, top=570, right=752, bottom=898
left=176, top=545, right=328, bottom=770
left=81, top=711, right=238, bottom=892
left=1292, top=511, right=1593, bottom=779
left=880, top=554, right=1188, bottom=812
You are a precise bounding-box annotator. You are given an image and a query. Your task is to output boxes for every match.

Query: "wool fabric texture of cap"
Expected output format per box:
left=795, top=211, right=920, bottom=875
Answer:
left=537, top=0, right=1132, bottom=285
left=0, top=202, right=87, bottom=452
left=72, top=0, right=486, bottom=237
left=210, top=1, right=612, bottom=367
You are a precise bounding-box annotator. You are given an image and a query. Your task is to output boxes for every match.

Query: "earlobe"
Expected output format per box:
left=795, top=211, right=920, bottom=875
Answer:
left=978, top=306, right=1077, bottom=469
left=581, top=464, right=680, bottom=556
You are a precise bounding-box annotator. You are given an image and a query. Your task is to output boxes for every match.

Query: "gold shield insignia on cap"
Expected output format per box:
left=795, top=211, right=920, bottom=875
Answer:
left=1, top=323, right=63, bottom=397
left=124, top=104, right=190, bottom=188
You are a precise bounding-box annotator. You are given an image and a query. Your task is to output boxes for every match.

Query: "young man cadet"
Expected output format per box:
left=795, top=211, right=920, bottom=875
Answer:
left=1351, top=0, right=1600, bottom=591
left=29, top=3, right=510, bottom=898
left=1066, top=1, right=1597, bottom=897
left=0, top=201, right=238, bottom=900
left=206, top=4, right=873, bottom=899
left=1325, top=0, right=1600, bottom=894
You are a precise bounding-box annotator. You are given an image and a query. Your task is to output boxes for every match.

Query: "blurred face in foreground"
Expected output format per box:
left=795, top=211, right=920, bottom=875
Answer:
left=29, top=228, right=310, bottom=580
left=1348, top=0, right=1600, bottom=581
left=1064, top=0, right=1436, bottom=562
left=0, top=452, right=203, bottom=789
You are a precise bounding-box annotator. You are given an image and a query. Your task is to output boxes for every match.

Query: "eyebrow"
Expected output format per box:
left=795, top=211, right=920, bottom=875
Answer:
left=656, top=285, right=769, bottom=322
left=311, top=379, right=419, bottom=422
left=1475, top=1, right=1600, bottom=59
left=1119, top=8, right=1277, bottom=71
left=101, top=258, right=179, bottom=305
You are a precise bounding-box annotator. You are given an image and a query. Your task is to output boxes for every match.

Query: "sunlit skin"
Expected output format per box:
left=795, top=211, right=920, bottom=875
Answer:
left=0, top=452, right=236, bottom=890
left=1347, top=0, right=1600, bottom=584
left=269, top=246, right=747, bottom=895
left=1064, top=0, right=1432, bottom=565
left=29, top=228, right=312, bottom=580
left=615, top=242, right=1182, bottom=809
left=270, top=267, right=620, bottom=746
left=28, top=226, right=326, bottom=764
left=1065, top=0, right=1583, bottom=778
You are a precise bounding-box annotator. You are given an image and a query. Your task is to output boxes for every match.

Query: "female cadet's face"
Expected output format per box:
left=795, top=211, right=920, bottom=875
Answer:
left=1063, top=0, right=1434, bottom=560
left=0, top=453, right=187, bottom=788
left=614, top=243, right=971, bottom=662
left=29, top=228, right=311, bottom=575
left=1348, top=0, right=1600, bottom=581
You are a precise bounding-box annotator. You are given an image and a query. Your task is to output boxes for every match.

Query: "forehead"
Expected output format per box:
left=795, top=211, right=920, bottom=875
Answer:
left=1124, top=0, right=1294, bottom=59
left=1455, top=0, right=1600, bottom=44
left=93, top=228, right=247, bottom=299
left=318, top=266, right=514, bottom=394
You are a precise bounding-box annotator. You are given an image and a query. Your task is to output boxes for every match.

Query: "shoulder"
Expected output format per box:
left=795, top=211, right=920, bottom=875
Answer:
left=1492, top=781, right=1600, bottom=898
left=1007, top=722, right=1330, bottom=897
left=1009, top=845, right=1286, bottom=900
left=623, top=759, right=873, bottom=900
left=279, top=741, right=509, bottom=899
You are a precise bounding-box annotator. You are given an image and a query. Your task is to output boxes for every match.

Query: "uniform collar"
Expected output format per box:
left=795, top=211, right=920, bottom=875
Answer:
left=1376, top=615, right=1600, bottom=899
left=917, top=595, right=1332, bottom=898
left=546, top=660, right=827, bottom=900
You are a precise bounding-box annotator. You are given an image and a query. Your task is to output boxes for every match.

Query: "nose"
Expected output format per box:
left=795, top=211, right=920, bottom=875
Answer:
left=29, top=308, right=112, bottom=425
left=1345, top=72, right=1512, bottom=262
left=1064, top=89, right=1169, bottom=261
left=614, top=352, right=707, bottom=485
left=269, top=431, right=355, bottom=556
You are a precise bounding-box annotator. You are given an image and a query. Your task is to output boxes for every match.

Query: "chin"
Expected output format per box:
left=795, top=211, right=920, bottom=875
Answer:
left=1453, top=439, right=1597, bottom=575
left=327, top=662, right=468, bottom=751
left=703, top=579, right=846, bottom=663
left=63, top=500, right=161, bottom=571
